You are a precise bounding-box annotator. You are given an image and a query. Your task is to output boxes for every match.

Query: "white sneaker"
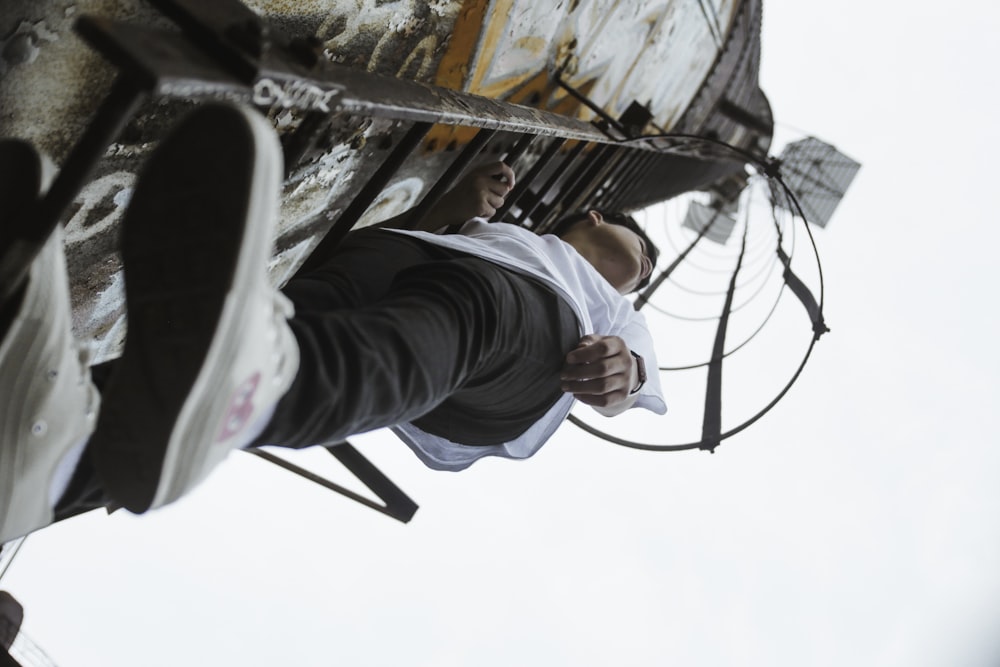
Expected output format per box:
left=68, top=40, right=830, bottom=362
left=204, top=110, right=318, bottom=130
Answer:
left=0, top=141, right=100, bottom=544
left=90, top=103, right=299, bottom=513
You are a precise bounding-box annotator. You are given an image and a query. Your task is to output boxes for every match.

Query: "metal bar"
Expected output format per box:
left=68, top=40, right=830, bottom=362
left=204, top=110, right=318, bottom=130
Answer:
left=295, top=121, right=432, bottom=275
left=75, top=16, right=252, bottom=99
left=555, top=143, right=616, bottom=217
left=246, top=445, right=417, bottom=523
left=326, top=68, right=618, bottom=144
left=493, top=137, right=565, bottom=222
left=517, top=140, right=587, bottom=228
left=74, top=15, right=737, bottom=180
left=146, top=0, right=635, bottom=145
left=145, top=0, right=269, bottom=82
left=535, top=142, right=604, bottom=230
left=776, top=245, right=829, bottom=339
left=591, top=147, right=634, bottom=209
left=500, top=133, right=535, bottom=170
left=328, top=443, right=418, bottom=523
left=570, top=145, right=630, bottom=212
left=555, top=71, right=628, bottom=137
left=0, top=75, right=146, bottom=304
left=717, top=98, right=773, bottom=136
left=596, top=149, right=643, bottom=210
left=248, top=450, right=379, bottom=509
left=611, top=151, right=658, bottom=210
left=597, top=152, right=638, bottom=210
left=401, top=127, right=496, bottom=230
left=582, top=99, right=653, bottom=208
left=614, top=151, right=659, bottom=210
left=77, top=16, right=620, bottom=146
left=72, top=14, right=748, bottom=192
left=701, top=225, right=748, bottom=452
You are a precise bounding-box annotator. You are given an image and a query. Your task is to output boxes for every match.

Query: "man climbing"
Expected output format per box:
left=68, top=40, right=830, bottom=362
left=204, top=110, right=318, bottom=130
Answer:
left=0, top=103, right=665, bottom=543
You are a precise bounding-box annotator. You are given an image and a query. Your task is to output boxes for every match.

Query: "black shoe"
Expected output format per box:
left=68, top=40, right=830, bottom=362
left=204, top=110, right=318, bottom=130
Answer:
left=90, top=104, right=299, bottom=514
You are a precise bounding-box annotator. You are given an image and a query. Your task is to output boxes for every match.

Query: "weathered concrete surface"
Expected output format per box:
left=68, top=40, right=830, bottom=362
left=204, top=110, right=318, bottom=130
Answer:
left=0, top=0, right=749, bottom=362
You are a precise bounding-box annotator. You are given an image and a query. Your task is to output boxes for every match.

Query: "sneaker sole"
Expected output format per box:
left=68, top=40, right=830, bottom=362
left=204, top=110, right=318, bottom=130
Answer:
left=90, top=104, right=281, bottom=513
left=0, top=141, right=87, bottom=543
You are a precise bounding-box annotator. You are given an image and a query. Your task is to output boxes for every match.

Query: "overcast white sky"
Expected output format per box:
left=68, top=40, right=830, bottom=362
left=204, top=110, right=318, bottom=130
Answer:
left=5, top=1, right=1000, bottom=666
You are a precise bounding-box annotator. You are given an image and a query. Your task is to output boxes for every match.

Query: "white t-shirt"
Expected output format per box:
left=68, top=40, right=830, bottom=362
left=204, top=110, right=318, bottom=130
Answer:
left=386, top=220, right=667, bottom=470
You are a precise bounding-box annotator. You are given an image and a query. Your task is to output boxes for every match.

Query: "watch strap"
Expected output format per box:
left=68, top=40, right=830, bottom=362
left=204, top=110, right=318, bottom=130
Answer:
left=629, top=350, right=647, bottom=395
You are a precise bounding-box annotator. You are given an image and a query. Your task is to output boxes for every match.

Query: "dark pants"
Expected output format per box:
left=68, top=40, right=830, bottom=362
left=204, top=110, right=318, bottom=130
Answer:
left=253, top=228, right=580, bottom=448
left=57, top=229, right=578, bottom=517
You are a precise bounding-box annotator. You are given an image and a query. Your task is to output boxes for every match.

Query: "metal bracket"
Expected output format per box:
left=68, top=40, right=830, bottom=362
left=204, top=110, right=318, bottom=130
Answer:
left=246, top=444, right=418, bottom=523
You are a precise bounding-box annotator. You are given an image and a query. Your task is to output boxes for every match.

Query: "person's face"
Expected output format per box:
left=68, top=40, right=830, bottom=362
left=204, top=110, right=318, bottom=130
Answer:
left=564, top=210, right=653, bottom=294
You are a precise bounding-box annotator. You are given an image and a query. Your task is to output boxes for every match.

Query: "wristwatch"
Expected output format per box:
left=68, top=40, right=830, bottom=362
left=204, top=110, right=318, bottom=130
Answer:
left=629, top=350, right=647, bottom=395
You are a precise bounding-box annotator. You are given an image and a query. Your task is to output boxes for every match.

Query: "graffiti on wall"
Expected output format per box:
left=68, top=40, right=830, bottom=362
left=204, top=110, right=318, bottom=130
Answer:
left=312, top=0, right=463, bottom=81
left=433, top=0, right=739, bottom=130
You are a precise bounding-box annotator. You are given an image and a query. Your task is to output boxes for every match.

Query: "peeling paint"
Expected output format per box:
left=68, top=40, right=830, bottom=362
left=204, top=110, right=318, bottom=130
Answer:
left=356, top=176, right=425, bottom=227
left=275, top=115, right=395, bottom=235
left=266, top=236, right=314, bottom=287
left=77, top=270, right=123, bottom=349
left=64, top=170, right=136, bottom=246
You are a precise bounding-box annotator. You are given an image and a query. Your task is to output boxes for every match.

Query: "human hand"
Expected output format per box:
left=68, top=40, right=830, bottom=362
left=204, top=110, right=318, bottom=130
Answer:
left=560, top=334, right=639, bottom=414
left=429, top=161, right=516, bottom=225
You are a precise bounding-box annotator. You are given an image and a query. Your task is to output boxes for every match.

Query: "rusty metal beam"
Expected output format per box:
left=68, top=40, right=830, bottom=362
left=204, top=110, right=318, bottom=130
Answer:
left=75, top=16, right=671, bottom=150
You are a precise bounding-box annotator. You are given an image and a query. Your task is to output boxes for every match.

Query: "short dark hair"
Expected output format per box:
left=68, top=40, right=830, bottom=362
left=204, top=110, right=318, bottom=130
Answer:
left=550, top=210, right=659, bottom=292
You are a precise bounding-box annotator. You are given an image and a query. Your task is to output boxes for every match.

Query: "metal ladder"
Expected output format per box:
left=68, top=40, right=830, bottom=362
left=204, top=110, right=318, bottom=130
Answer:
left=2, top=0, right=753, bottom=523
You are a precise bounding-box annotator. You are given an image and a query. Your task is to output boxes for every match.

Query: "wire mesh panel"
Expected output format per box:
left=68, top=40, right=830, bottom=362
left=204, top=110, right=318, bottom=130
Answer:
left=681, top=200, right=738, bottom=245
left=775, top=137, right=860, bottom=228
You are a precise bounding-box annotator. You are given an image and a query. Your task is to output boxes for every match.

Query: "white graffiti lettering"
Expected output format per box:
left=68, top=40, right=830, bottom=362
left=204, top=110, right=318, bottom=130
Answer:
left=64, top=171, right=136, bottom=246
left=252, top=78, right=342, bottom=113
left=158, top=82, right=250, bottom=103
